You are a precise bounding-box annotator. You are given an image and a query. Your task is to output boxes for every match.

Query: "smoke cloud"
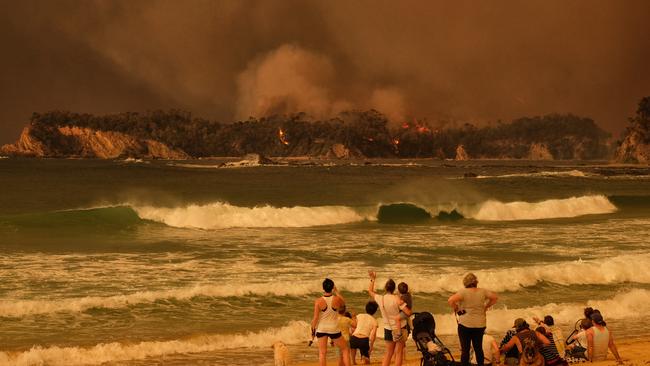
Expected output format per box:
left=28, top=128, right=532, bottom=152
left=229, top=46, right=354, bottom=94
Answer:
left=1, top=0, right=649, bottom=144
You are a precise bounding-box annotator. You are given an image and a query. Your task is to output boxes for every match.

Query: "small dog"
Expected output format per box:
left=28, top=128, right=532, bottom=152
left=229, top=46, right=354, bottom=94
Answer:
left=272, top=341, right=290, bottom=366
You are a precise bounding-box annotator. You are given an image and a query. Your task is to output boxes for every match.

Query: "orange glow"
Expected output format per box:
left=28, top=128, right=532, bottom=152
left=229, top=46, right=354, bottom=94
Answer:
left=401, top=123, right=410, bottom=129
left=393, top=138, right=400, bottom=145
left=278, top=128, right=289, bottom=145
left=365, top=137, right=374, bottom=142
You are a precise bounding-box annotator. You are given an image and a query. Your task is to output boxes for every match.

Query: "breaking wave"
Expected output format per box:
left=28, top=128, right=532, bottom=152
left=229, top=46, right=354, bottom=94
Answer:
left=2, top=290, right=650, bottom=365
left=434, top=288, right=650, bottom=335
left=470, top=195, right=616, bottom=221
left=4, top=253, right=650, bottom=317
left=0, top=321, right=309, bottom=366
left=133, top=202, right=366, bottom=229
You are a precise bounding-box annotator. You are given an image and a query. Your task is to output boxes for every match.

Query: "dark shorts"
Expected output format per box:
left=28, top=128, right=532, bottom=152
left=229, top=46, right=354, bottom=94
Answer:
left=383, top=328, right=408, bottom=342
left=350, top=335, right=370, bottom=357
left=316, top=331, right=342, bottom=340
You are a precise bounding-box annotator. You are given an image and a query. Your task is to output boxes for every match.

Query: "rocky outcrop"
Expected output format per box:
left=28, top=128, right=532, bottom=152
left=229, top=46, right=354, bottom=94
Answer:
left=1, top=127, right=49, bottom=157
left=615, top=124, right=650, bottom=163
left=528, top=142, right=554, bottom=160
left=1, top=125, right=189, bottom=159
left=455, top=145, right=469, bottom=160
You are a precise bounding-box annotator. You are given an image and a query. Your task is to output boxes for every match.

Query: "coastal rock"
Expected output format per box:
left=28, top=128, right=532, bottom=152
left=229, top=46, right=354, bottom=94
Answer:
left=615, top=125, right=650, bottom=164
left=1, top=127, right=49, bottom=157
left=528, top=142, right=554, bottom=160
left=1, top=125, right=189, bottom=159
left=615, top=96, right=650, bottom=164
left=455, top=145, right=469, bottom=160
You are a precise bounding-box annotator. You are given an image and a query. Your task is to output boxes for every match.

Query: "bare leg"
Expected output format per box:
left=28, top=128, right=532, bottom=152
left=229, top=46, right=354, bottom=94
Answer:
left=318, top=336, right=329, bottom=366
left=394, top=339, right=405, bottom=366
left=383, top=341, right=396, bottom=366
left=334, top=336, right=352, bottom=366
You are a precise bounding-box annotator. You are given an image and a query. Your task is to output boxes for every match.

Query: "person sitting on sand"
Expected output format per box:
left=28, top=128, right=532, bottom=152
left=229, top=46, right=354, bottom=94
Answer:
left=535, top=327, right=566, bottom=366
left=350, top=301, right=379, bottom=365
left=500, top=319, right=550, bottom=364
left=565, top=318, right=591, bottom=363
left=585, top=313, right=622, bottom=363
left=500, top=326, right=521, bottom=366
left=533, top=315, right=565, bottom=358
left=368, top=270, right=405, bottom=366
left=311, top=278, right=351, bottom=366
left=448, top=273, right=499, bottom=366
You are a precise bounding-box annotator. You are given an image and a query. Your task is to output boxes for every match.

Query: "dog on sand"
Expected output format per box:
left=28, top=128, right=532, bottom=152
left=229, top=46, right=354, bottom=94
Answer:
left=272, top=341, right=290, bottom=366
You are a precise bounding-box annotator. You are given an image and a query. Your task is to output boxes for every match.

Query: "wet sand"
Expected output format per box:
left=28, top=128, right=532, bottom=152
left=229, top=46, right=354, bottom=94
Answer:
left=295, top=338, right=649, bottom=366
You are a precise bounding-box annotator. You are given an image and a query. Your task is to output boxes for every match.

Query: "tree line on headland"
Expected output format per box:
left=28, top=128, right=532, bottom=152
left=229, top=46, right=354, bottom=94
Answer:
left=3, top=96, right=649, bottom=161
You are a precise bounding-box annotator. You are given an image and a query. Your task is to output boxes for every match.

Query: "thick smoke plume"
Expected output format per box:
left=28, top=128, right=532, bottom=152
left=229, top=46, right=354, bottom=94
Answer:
left=1, top=0, right=649, bottom=143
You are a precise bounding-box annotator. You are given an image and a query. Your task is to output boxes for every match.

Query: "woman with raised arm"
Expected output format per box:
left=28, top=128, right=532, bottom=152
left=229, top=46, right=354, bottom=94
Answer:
left=368, top=270, right=405, bottom=366
left=311, top=278, right=351, bottom=366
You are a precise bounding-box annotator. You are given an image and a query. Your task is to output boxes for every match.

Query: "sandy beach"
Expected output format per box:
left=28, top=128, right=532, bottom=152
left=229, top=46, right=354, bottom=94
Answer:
left=295, top=338, right=650, bottom=366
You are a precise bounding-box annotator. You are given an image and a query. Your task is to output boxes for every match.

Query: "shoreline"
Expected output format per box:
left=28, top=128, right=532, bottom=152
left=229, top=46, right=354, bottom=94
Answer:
left=294, top=338, right=649, bottom=365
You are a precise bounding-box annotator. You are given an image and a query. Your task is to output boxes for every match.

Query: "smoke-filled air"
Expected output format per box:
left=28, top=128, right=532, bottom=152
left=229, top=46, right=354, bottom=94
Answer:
left=1, top=1, right=650, bottom=144
left=2, top=2, right=650, bottom=366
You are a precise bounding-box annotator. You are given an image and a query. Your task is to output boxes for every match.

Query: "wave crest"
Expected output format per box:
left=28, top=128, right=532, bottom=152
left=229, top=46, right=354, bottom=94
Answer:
left=471, top=195, right=616, bottom=221
left=133, top=202, right=365, bottom=229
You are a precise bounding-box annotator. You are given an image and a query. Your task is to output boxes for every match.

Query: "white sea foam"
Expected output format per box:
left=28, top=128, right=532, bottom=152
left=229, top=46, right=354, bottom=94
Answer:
left=0, top=321, right=309, bottom=366
left=434, top=288, right=650, bottom=335
left=3, top=253, right=650, bottom=317
left=470, top=195, right=616, bottom=221
left=476, top=170, right=589, bottom=179
left=2, top=290, right=650, bottom=365
left=133, top=202, right=366, bottom=229
left=0, top=282, right=319, bottom=317
left=341, top=252, right=650, bottom=294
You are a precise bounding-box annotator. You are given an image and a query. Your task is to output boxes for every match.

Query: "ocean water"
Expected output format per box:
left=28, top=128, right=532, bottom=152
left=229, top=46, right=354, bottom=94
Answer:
left=0, top=158, right=649, bottom=366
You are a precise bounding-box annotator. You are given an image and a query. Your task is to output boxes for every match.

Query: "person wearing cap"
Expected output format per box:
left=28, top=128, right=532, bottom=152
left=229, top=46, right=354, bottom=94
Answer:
left=448, top=273, right=499, bottom=366
left=585, top=313, right=622, bottom=363
left=500, top=318, right=550, bottom=361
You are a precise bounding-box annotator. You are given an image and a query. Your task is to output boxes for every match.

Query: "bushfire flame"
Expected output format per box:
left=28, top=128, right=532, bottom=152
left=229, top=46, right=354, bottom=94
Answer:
left=278, top=128, right=289, bottom=145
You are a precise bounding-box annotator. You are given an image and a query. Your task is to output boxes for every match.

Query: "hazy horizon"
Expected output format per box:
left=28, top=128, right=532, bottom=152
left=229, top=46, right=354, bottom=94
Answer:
left=1, top=0, right=649, bottom=144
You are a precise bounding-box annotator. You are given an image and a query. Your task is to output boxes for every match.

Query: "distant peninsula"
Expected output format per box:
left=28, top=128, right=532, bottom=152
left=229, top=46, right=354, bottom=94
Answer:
left=3, top=106, right=645, bottom=161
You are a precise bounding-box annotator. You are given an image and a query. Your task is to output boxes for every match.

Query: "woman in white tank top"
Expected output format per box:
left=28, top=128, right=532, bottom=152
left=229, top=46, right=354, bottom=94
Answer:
left=311, top=278, right=351, bottom=366
left=586, top=313, right=622, bottom=363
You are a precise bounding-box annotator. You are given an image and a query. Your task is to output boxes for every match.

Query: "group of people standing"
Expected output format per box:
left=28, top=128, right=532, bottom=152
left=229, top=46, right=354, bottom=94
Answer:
left=310, top=273, right=622, bottom=366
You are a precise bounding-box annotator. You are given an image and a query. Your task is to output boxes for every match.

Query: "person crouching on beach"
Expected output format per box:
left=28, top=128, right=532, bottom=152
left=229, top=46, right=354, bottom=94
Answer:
left=448, top=273, right=498, bottom=366
left=311, top=278, right=351, bottom=366
left=368, top=270, right=406, bottom=366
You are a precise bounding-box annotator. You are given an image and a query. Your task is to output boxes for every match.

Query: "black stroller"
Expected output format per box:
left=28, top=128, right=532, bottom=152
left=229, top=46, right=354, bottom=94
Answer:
left=412, top=312, right=456, bottom=366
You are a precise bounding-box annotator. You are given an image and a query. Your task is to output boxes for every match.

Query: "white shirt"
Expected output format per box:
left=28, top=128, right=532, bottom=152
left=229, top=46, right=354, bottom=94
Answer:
left=374, top=293, right=400, bottom=330
left=353, top=313, right=378, bottom=338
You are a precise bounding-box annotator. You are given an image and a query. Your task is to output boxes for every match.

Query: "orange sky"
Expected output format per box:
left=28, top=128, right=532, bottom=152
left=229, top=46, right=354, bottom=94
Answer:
left=1, top=0, right=649, bottom=144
